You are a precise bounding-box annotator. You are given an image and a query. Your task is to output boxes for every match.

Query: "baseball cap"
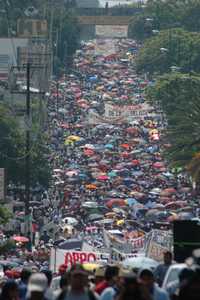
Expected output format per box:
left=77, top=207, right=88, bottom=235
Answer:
left=28, top=273, right=48, bottom=292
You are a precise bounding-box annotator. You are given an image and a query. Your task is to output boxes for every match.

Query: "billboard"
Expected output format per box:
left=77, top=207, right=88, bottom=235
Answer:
left=95, top=25, right=128, bottom=38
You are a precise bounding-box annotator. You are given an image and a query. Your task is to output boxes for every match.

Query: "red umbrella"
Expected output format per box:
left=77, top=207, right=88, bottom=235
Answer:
left=106, top=199, right=126, bottom=208
left=162, top=188, right=177, bottom=194
left=165, top=202, right=183, bottom=210
left=121, top=152, right=130, bottom=158
left=120, top=143, right=131, bottom=150
left=60, top=123, right=70, bottom=129
left=84, top=149, right=95, bottom=156
left=97, top=175, right=109, bottom=181
left=132, top=159, right=140, bottom=166
left=13, top=236, right=29, bottom=243
left=126, top=127, right=138, bottom=135
left=153, top=162, right=165, bottom=169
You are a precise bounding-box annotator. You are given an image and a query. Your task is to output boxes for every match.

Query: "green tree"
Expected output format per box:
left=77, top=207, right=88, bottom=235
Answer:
left=53, top=9, right=80, bottom=75
left=147, top=73, right=200, bottom=167
left=0, top=104, right=50, bottom=188
left=136, top=28, right=200, bottom=75
left=128, top=14, right=154, bottom=41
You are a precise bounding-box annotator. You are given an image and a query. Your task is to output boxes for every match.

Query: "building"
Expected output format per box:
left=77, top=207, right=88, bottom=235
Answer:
left=0, top=38, right=28, bottom=81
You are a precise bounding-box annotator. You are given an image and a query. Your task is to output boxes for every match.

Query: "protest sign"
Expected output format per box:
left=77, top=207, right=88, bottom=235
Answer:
left=104, top=103, right=154, bottom=120
left=50, top=249, right=109, bottom=272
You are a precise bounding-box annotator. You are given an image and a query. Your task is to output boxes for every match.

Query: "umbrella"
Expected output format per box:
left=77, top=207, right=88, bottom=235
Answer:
left=66, top=170, right=79, bottom=177
left=122, top=257, right=158, bottom=270
left=67, top=135, right=81, bottom=141
left=87, top=214, right=103, bottom=221
left=126, top=127, right=138, bottom=135
left=126, top=198, right=138, bottom=206
left=153, top=162, right=165, bottom=169
left=82, top=202, right=98, bottom=208
left=108, top=171, right=117, bottom=177
left=12, top=236, right=29, bottom=243
left=97, top=175, right=109, bottom=181
left=178, top=212, right=194, bottom=220
left=106, top=199, right=126, bottom=209
left=120, top=143, right=131, bottom=150
left=160, top=188, right=176, bottom=196
left=85, top=184, right=97, bottom=190
left=132, top=159, right=140, bottom=166
left=84, top=144, right=95, bottom=150
left=84, top=149, right=95, bottom=156
left=105, top=144, right=114, bottom=149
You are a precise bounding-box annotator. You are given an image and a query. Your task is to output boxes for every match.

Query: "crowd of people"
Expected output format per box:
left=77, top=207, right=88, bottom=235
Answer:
left=0, top=250, right=200, bottom=300
left=1, top=38, right=200, bottom=299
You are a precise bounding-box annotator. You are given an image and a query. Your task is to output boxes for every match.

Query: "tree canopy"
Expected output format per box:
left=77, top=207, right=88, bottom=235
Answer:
left=147, top=73, right=200, bottom=171
left=128, top=0, right=200, bottom=41
left=136, top=28, right=200, bottom=75
left=0, top=104, right=50, bottom=188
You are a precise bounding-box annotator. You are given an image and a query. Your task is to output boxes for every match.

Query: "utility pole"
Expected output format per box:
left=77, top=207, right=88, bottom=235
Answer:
left=25, top=62, right=31, bottom=247
left=11, top=62, right=46, bottom=250
left=56, top=81, right=59, bottom=113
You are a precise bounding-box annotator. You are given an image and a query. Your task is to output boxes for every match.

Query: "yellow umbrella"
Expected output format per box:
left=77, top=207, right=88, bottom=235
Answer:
left=116, top=219, right=125, bottom=226
left=82, top=263, right=100, bottom=272
left=64, top=139, right=74, bottom=146
left=67, top=135, right=81, bottom=141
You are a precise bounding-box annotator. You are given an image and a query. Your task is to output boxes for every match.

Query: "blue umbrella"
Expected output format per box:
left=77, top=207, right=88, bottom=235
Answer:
left=105, top=144, right=114, bottom=149
left=126, top=198, right=138, bottom=206
left=108, top=171, right=117, bottom=177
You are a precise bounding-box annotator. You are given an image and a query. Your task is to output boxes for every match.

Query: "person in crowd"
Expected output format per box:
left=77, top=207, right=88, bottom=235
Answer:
left=166, top=268, right=194, bottom=299
left=57, top=264, right=97, bottom=300
left=139, top=269, right=169, bottom=300
left=42, top=270, right=55, bottom=300
left=117, top=272, right=151, bottom=300
left=26, top=273, right=48, bottom=300
left=18, top=268, right=32, bottom=300
left=99, top=266, right=119, bottom=300
left=40, top=231, right=50, bottom=244
left=95, top=265, right=119, bottom=295
left=178, top=268, right=200, bottom=300
left=0, top=279, right=19, bottom=300
left=94, top=267, right=105, bottom=285
left=154, top=252, right=173, bottom=286
left=56, top=273, right=69, bottom=300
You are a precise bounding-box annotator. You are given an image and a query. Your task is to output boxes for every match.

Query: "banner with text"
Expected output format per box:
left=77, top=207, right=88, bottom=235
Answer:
left=50, top=249, right=110, bottom=272
left=104, top=103, right=154, bottom=120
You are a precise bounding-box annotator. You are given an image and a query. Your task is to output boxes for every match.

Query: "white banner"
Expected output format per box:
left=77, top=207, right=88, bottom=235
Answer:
left=96, top=25, right=128, bottom=38
left=104, top=103, right=154, bottom=120
left=50, top=249, right=109, bottom=272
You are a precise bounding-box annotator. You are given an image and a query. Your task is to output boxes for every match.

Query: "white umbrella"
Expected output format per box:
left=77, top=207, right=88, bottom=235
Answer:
left=62, top=217, right=78, bottom=226
left=122, top=257, right=158, bottom=270
left=82, top=202, right=98, bottom=208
